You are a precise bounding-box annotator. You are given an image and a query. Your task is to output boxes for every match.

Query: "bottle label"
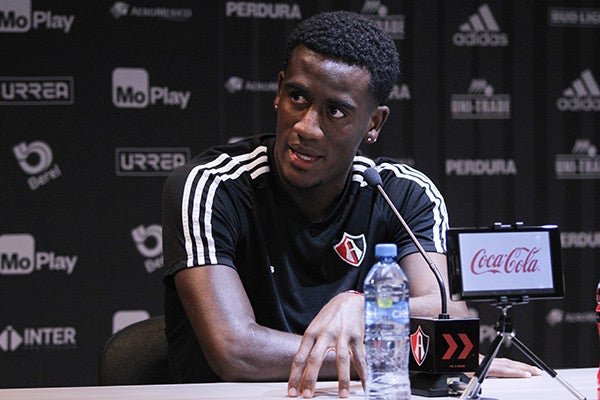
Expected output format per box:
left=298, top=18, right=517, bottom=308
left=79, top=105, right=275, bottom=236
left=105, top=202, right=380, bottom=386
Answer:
left=366, top=298, right=409, bottom=326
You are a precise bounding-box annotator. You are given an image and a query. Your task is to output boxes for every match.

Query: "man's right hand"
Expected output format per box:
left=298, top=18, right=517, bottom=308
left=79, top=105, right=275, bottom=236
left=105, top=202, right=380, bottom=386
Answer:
left=287, top=291, right=366, bottom=398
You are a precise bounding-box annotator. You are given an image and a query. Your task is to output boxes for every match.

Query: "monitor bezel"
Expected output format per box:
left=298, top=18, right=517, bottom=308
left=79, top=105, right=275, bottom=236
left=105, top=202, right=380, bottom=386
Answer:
left=446, top=224, right=565, bottom=302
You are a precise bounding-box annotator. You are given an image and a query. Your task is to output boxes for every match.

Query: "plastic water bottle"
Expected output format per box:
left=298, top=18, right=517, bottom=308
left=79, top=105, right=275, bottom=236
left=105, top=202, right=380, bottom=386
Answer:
left=364, top=243, right=410, bottom=400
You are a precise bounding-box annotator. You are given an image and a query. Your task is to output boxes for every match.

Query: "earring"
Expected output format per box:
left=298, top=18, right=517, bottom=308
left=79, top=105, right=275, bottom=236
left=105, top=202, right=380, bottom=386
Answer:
left=274, top=104, right=279, bottom=111
left=366, top=136, right=375, bottom=143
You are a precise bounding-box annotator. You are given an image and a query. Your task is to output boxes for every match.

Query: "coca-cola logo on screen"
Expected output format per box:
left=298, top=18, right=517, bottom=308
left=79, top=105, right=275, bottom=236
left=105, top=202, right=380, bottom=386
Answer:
left=470, top=247, right=540, bottom=275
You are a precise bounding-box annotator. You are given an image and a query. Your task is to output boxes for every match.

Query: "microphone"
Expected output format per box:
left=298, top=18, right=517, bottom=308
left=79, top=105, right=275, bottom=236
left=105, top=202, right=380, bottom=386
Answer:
left=363, top=167, right=449, bottom=319
left=363, top=167, right=479, bottom=397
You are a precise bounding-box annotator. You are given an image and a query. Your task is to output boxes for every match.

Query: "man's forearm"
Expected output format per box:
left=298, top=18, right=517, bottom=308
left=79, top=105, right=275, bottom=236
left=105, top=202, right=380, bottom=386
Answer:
left=209, top=322, right=342, bottom=382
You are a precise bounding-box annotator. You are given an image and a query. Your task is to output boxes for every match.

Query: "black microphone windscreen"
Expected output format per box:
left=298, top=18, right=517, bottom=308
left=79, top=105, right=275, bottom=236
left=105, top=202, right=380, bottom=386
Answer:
left=363, top=167, right=383, bottom=187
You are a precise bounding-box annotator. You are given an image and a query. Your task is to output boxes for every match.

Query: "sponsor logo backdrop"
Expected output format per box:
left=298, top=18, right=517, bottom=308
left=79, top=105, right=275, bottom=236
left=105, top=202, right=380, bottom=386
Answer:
left=1, top=0, right=598, bottom=388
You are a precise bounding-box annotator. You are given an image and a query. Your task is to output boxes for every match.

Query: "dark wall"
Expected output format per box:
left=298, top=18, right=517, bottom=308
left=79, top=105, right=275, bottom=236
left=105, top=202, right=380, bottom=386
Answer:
left=1, top=0, right=599, bottom=388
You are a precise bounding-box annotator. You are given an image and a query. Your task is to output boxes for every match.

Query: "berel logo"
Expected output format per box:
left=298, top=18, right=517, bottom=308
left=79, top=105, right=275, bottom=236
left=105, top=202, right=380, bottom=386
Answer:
left=131, top=225, right=164, bottom=273
left=13, top=141, right=62, bottom=190
left=0, top=234, right=78, bottom=275
left=0, top=0, right=75, bottom=33
left=112, top=67, right=191, bottom=109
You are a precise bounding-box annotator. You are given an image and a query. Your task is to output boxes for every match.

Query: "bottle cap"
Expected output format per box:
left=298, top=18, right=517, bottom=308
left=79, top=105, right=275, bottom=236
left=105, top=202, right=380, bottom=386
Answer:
left=375, top=243, right=397, bottom=258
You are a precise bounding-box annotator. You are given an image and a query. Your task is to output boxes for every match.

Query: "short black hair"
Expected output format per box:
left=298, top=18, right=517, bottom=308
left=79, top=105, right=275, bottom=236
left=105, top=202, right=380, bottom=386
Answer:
left=283, top=10, right=400, bottom=105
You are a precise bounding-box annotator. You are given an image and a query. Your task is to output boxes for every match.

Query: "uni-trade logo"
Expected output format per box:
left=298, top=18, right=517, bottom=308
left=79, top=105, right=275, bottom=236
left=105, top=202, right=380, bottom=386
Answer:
left=13, top=140, right=62, bottom=190
left=555, top=139, right=600, bottom=179
left=0, top=325, right=77, bottom=352
left=131, top=224, right=163, bottom=273
left=112, top=68, right=191, bottom=109
left=360, top=0, right=405, bottom=40
left=453, top=3, right=508, bottom=47
left=0, top=0, right=75, bottom=33
left=556, top=69, right=600, bottom=112
left=0, top=234, right=78, bottom=275
left=450, top=78, right=511, bottom=119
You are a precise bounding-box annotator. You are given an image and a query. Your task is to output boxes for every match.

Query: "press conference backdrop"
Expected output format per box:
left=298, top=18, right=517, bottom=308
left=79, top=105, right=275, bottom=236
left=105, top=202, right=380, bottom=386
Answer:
left=1, top=0, right=599, bottom=388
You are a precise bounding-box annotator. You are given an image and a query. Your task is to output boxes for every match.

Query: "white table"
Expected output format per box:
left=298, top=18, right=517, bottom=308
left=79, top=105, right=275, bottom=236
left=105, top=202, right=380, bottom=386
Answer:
left=0, top=368, right=596, bottom=400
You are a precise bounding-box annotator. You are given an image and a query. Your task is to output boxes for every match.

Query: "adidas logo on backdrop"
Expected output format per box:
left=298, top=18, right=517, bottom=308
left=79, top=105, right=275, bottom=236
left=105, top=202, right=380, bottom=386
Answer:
left=557, top=69, right=600, bottom=112
left=453, top=3, right=509, bottom=47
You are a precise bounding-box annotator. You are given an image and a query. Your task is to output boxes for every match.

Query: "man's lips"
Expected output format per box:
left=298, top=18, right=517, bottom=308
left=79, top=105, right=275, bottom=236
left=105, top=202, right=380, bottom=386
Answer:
left=288, top=146, right=321, bottom=167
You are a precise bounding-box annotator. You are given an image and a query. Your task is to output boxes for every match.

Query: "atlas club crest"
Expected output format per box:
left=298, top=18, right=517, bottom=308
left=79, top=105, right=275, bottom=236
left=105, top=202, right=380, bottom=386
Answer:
left=333, top=232, right=366, bottom=267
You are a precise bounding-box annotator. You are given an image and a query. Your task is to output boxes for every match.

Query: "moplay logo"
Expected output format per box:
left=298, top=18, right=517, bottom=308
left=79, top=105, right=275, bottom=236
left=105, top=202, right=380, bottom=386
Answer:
left=0, top=234, right=78, bottom=275
left=112, top=68, right=191, bottom=110
left=131, top=224, right=163, bottom=273
left=13, top=140, right=62, bottom=190
left=0, top=0, right=75, bottom=33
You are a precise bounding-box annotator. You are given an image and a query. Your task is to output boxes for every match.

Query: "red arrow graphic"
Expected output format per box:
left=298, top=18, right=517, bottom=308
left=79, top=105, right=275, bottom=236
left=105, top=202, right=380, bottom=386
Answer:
left=458, top=333, right=474, bottom=359
left=442, top=333, right=457, bottom=359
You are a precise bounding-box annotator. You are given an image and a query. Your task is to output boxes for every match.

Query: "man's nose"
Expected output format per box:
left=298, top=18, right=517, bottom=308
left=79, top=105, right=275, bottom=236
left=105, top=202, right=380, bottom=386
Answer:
left=294, top=108, right=323, bottom=140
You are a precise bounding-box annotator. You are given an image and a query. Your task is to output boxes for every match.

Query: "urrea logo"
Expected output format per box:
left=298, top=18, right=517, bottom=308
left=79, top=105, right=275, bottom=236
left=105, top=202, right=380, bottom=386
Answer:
left=131, top=225, right=164, bottom=273
left=13, top=141, right=62, bottom=190
left=0, top=0, right=75, bottom=33
left=0, top=234, right=78, bottom=275
left=112, top=68, right=191, bottom=110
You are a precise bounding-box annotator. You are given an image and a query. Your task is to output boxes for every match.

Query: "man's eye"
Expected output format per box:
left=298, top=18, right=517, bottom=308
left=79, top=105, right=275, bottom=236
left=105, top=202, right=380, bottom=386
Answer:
left=291, top=93, right=306, bottom=103
left=329, top=107, right=345, bottom=118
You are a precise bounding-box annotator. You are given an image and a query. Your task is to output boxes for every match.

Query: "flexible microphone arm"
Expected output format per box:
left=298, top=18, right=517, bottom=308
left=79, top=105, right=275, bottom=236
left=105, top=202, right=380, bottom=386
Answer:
left=363, top=167, right=449, bottom=319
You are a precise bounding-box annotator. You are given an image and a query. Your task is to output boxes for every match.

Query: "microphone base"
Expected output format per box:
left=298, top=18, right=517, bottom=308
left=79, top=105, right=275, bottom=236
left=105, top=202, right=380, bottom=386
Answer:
left=410, top=372, right=470, bottom=397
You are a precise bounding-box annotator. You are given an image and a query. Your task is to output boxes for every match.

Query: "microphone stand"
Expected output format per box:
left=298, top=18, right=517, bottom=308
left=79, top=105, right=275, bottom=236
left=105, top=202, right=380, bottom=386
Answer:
left=365, top=168, right=476, bottom=396
left=372, top=183, right=449, bottom=320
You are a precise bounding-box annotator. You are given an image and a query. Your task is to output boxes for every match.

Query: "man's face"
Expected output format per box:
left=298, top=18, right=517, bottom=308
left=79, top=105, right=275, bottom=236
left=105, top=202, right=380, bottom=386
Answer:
left=273, top=46, right=387, bottom=195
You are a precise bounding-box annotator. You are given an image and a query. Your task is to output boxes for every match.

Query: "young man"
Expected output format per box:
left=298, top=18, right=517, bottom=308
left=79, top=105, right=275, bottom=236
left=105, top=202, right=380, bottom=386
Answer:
left=162, top=10, right=540, bottom=399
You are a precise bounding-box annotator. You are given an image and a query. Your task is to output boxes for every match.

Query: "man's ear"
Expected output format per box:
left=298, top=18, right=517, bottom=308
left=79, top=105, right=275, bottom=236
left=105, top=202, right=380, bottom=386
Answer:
left=364, top=105, right=390, bottom=144
left=274, top=71, right=285, bottom=108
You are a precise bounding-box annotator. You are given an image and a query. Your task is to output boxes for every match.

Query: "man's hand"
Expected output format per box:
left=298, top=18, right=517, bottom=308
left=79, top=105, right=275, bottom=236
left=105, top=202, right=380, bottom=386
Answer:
left=287, top=291, right=366, bottom=398
left=487, top=356, right=543, bottom=378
